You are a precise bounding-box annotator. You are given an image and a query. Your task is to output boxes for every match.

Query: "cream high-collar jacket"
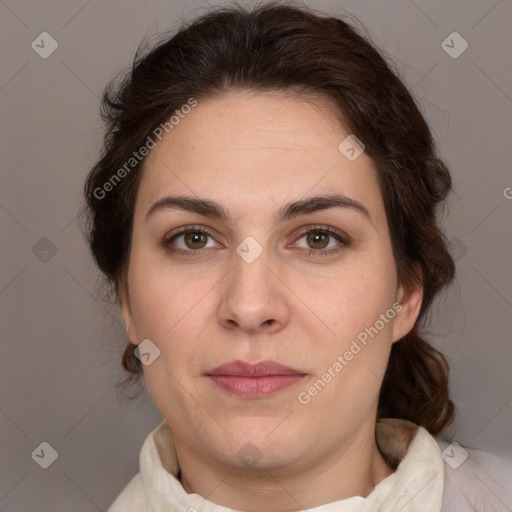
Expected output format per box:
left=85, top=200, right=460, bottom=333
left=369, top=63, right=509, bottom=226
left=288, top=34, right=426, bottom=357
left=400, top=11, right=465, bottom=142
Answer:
left=107, top=418, right=512, bottom=511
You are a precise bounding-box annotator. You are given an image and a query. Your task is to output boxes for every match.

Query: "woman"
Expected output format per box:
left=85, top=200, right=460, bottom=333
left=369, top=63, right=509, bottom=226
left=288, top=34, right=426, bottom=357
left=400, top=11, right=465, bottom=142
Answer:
left=83, top=3, right=511, bottom=511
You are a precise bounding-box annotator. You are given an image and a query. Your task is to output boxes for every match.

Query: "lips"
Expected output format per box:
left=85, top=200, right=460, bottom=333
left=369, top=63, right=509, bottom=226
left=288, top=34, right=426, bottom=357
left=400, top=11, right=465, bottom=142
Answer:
left=209, top=360, right=304, bottom=377
left=207, top=360, right=307, bottom=398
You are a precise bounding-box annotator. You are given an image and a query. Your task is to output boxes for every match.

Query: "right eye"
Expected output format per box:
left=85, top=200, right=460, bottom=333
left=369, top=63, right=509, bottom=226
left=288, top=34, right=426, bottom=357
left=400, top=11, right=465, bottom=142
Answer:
left=163, top=226, right=221, bottom=256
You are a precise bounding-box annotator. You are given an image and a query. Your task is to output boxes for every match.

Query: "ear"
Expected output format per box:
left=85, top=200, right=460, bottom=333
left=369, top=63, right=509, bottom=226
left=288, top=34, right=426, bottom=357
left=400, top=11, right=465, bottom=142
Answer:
left=118, top=277, right=139, bottom=346
left=391, top=264, right=423, bottom=343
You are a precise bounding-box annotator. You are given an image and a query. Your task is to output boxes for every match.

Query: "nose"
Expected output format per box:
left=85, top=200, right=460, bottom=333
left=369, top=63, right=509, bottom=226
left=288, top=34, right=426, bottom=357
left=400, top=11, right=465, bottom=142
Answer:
left=217, top=245, right=290, bottom=336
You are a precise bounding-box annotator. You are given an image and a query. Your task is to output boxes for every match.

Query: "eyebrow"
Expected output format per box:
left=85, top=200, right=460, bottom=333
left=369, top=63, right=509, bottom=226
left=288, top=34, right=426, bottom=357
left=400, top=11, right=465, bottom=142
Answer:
left=146, top=194, right=371, bottom=224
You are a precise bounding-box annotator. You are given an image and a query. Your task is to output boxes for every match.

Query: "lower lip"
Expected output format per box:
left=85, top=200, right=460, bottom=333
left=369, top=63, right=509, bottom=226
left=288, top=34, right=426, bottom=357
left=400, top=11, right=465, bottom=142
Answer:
left=208, top=374, right=306, bottom=398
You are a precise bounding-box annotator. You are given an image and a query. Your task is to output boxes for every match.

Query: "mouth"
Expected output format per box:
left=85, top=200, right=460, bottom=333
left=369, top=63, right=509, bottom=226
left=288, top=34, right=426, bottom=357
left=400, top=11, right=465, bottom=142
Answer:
left=206, top=360, right=307, bottom=398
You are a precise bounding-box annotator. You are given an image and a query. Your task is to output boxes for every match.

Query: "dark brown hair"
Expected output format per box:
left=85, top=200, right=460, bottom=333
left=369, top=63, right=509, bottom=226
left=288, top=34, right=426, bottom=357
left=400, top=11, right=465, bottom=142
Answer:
left=82, top=2, right=455, bottom=434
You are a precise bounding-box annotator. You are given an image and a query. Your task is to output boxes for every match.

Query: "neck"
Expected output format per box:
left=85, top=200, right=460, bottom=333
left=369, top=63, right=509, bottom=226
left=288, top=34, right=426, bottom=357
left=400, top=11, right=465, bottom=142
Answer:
left=176, top=421, right=395, bottom=512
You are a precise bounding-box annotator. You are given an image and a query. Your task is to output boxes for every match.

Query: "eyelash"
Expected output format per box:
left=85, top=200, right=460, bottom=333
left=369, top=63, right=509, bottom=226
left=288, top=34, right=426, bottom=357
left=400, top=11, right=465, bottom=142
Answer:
left=162, top=224, right=349, bottom=258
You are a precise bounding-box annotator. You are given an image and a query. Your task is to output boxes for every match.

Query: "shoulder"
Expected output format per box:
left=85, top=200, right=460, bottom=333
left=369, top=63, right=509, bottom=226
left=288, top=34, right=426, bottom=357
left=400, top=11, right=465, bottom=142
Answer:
left=435, top=436, right=512, bottom=511
left=106, top=420, right=168, bottom=512
left=106, top=473, right=149, bottom=512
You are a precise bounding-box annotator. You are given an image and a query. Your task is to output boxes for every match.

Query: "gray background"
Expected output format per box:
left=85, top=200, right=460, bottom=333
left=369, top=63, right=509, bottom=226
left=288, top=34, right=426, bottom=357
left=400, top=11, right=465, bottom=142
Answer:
left=1, top=0, right=511, bottom=509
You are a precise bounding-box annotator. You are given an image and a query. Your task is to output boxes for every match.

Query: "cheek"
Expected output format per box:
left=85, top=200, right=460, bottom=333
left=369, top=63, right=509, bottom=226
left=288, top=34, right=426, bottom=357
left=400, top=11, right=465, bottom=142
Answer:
left=294, top=254, right=397, bottom=339
left=130, top=264, right=210, bottom=413
left=298, top=282, right=396, bottom=417
left=127, top=247, right=211, bottom=336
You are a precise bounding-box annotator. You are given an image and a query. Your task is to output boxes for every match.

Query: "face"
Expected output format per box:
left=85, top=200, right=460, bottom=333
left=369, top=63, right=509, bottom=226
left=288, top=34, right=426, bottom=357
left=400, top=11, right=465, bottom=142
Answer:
left=120, top=90, right=422, bottom=474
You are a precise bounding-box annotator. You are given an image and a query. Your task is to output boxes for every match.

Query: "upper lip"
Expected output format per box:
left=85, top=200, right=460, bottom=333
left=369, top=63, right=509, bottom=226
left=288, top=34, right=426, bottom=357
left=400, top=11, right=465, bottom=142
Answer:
left=208, top=360, right=305, bottom=377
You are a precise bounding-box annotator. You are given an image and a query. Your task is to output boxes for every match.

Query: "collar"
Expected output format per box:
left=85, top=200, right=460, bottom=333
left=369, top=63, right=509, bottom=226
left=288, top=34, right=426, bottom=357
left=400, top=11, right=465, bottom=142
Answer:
left=138, top=417, right=444, bottom=512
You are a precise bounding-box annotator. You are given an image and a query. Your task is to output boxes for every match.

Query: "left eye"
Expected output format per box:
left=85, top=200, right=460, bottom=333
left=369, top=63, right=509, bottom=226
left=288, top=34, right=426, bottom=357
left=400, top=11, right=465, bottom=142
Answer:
left=294, top=230, right=345, bottom=251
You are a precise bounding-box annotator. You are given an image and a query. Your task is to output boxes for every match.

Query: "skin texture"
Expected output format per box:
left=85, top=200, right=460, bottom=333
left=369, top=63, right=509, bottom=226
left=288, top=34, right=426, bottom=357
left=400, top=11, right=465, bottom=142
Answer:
left=120, top=90, right=423, bottom=511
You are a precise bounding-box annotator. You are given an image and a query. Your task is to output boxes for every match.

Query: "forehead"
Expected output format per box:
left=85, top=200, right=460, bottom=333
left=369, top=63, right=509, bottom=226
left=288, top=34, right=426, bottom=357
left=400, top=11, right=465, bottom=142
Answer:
left=135, top=90, right=384, bottom=225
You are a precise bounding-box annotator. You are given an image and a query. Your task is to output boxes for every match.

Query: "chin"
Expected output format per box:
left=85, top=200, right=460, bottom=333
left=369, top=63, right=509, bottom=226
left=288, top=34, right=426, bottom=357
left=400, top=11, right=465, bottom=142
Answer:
left=217, top=419, right=308, bottom=470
